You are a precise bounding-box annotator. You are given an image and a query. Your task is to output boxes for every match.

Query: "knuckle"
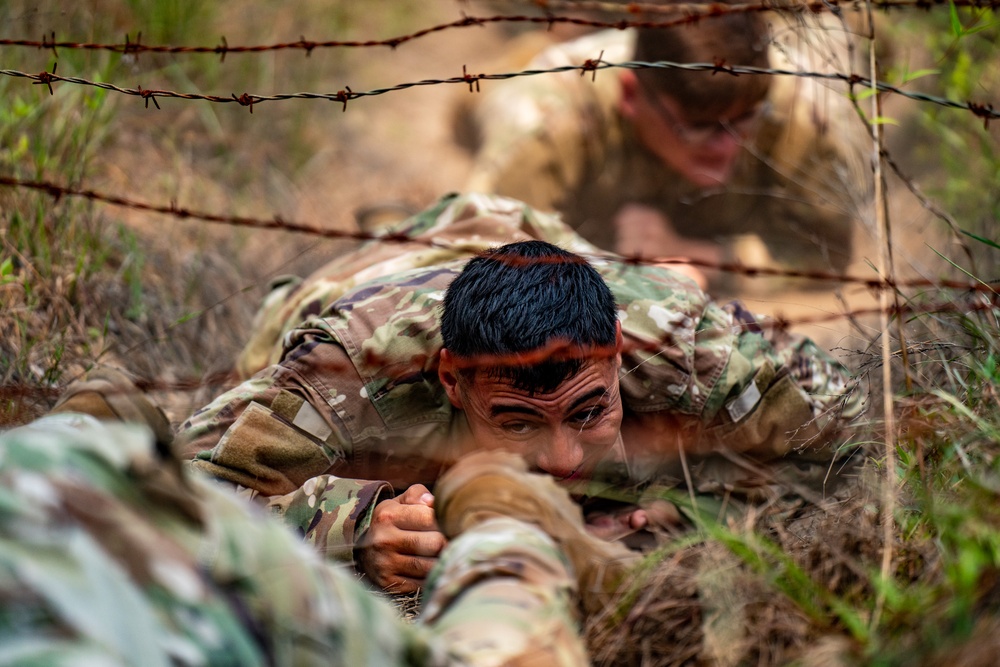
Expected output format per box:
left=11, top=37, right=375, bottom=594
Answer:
left=367, top=523, right=397, bottom=549
left=429, top=532, right=447, bottom=553
left=377, top=572, right=400, bottom=590
left=405, top=555, right=431, bottom=577
left=372, top=499, right=401, bottom=524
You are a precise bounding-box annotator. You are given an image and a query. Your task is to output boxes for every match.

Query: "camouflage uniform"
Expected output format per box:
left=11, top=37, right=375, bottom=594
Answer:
left=0, top=413, right=587, bottom=665
left=463, top=19, right=871, bottom=274
left=178, top=193, right=862, bottom=568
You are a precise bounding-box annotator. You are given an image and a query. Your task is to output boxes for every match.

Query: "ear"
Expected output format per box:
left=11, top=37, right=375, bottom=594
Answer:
left=618, top=69, right=639, bottom=121
left=438, top=349, right=465, bottom=409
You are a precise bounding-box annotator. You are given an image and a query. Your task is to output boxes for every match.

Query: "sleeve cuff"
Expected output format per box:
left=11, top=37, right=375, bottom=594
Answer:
left=264, top=475, right=393, bottom=565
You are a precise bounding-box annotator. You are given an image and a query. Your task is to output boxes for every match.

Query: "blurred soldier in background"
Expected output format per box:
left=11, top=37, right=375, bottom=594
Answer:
left=459, top=2, right=871, bottom=291
left=5, top=386, right=639, bottom=665
left=177, top=193, right=863, bottom=595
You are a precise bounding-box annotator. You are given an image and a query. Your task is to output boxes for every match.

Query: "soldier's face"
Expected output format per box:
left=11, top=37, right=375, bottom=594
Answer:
left=444, top=356, right=624, bottom=483
left=628, top=84, right=760, bottom=188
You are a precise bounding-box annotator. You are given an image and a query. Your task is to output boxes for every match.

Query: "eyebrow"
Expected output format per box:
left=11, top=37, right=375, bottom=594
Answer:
left=568, top=387, right=610, bottom=413
left=488, top=386, right=610, bottom=419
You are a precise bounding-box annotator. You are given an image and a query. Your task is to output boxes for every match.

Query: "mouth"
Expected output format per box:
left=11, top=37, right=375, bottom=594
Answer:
left=556, top=467, right=584, bottom=483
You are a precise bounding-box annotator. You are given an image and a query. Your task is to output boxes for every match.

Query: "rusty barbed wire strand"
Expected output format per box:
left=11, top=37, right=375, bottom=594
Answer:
left=0, top=369, right=242, bottom=402
left=2, top=59, right=998, bottom=122
left=1, top=292, right=997, bottom=401
left=2, top=174, right=998, bottom=293
left=3, top=1, right=999, bottom=59
left=2, top=13, right=757, bottom=58
left=0, top=175, right=401, bottom=244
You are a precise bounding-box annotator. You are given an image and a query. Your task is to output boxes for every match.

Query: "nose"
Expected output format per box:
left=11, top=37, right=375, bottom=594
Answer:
left=534, top=429, right=584, bottom=479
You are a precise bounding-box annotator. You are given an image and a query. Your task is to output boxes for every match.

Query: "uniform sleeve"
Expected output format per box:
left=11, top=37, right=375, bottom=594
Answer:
left=751, top=111, right=866, bottom=274
left=177, top=336, right=394, bottom=568
left=230, top=474, right=392, bottom=565
left=693, top=300, right=862, bottom=463
left=746, top=13, right=872, bottom=274
left=609, top=263, right=861, bottom=466
left=178, top=365, right=344, bottom=495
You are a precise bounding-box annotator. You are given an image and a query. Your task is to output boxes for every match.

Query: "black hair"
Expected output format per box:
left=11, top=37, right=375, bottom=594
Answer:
left=441, top=240, right=618, bottom=394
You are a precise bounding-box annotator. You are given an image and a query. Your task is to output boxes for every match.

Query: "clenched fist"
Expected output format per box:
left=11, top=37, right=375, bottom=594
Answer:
left=356, top=484, right=448, bottom=593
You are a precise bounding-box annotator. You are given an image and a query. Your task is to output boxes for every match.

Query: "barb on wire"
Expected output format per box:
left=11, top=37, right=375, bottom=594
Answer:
left=2, top=2, right=999, bottom=58
left=39, top=30, right=58, bottom=58
left=334, top=87, right=351, bottom=111
left=231, top=92, right=254, bottom=113
left=463, top=64, right=482, bottom=92
left=968, top=101, right=996, bottom=130
left=123, top=32, right=142, bottom=60
left=3, top=174, right=999, bottom=294
left=2, top=59, right=998, bottom=122
left=32, top=61, right=56, bottom=95
left=136, top=83, right=160, bottom=109
left=581, top=49, right=605, bottom=81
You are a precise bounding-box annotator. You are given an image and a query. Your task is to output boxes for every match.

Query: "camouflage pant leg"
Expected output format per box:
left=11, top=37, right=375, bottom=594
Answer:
left=421, top=516, right=588, bottom=667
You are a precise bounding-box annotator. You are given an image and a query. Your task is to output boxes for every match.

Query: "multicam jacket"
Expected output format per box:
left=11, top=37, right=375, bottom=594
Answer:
left=464, top=21, right=871, bottom=273
left=0, top=414, right=438, bottom=666
left=178, top=193, right=862, bottom=568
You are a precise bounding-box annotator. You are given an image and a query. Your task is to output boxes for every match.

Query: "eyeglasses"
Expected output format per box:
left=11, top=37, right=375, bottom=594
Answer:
left=641, top=87, right=765, bottom=147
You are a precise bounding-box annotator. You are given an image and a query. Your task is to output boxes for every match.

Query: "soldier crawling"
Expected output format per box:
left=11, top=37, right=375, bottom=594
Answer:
left=176, top=192, right=863, bottom=594
left=460, top=1, right=871, bottom=290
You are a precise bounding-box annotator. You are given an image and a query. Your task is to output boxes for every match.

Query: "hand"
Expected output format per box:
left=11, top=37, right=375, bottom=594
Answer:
left=356, top=484, right=447, bottom=593
left=585, top=506, right=650, bottom=541
left=613, top=203, right=716, bottom=290
left=584, top=500, right=682, bottom=542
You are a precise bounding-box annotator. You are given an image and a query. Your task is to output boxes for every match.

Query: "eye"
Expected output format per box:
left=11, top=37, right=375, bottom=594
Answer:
left=501, top=422, right=535, bottom=435
left=571, top=405, right=606, bottom=427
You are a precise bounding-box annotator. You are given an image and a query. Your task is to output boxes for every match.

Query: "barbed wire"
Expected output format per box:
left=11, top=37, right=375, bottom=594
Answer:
left=1, top=292, right=997, bottom=402
left=3, top=58, right=998, bottom=121
left=3, top=2, right=999, bottom=60
left=4, top=13, right=770, bottom=59
left=0, top=0, right=993, bottom=516
left=2, top=174, right=997, bottom=293
left=0, top=370, right=241, bottom=402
